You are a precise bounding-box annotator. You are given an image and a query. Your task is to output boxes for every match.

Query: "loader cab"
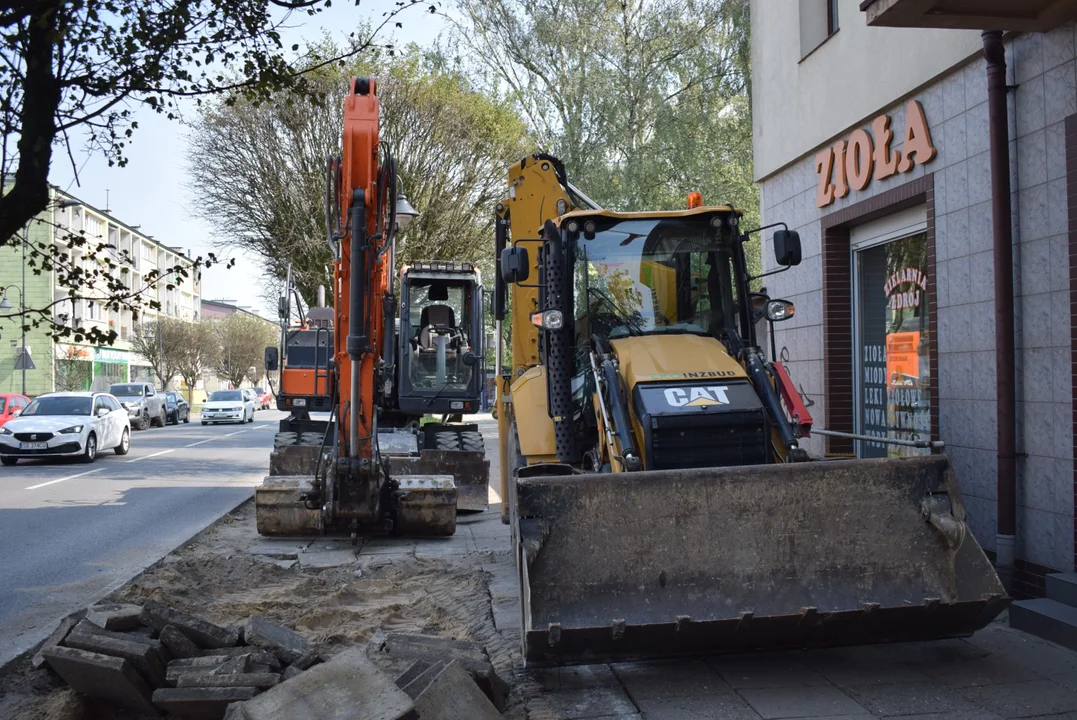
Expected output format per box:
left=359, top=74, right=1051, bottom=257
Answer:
left=396, top=263, right=485, bottom=415
left=268, top=324, right=334, bottom=415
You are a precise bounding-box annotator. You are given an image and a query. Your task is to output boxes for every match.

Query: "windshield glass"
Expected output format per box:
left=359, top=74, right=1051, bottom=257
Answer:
left=253, top=388, right=264, bottom=394
left=22, top=396, right=92, bottom=416
left=405, top=279, right=474, bottom=392
left=573, top=216, right=741, bottom=341
left=209, top=391, right=242, bottom=402
left=109, top=384, right=144, bottom=396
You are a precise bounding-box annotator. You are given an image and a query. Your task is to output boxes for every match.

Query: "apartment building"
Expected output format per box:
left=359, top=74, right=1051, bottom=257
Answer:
left=0, top=186, right=201, bottom=395
left=751, top=1, right=1077, bottom=595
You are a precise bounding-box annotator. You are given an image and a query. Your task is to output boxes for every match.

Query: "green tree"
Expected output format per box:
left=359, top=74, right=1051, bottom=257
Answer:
left=216, top=312, right=276, bottom=388
left=185, top=40, right=532, bottom=305
left=448, top=0, right=760, bottom=270
left=129, top=318, right=189, bottom=389
left=177, top=319, right=220, bottom=404
left=0, top=1, right=427, bottom=346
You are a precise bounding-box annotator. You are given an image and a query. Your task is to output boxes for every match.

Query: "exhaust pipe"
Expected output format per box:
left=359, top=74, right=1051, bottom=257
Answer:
left=316, top=285, right=325, bottom=308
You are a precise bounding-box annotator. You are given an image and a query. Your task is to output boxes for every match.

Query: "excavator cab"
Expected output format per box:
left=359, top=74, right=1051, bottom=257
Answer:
left=396, top=262, right=485, bottom=415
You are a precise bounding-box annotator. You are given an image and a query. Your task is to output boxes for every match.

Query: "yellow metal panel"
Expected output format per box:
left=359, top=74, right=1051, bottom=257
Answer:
left=509, top=365, right=557, bottom=459
left=556, top=205, right=742, bottom=224
left=610, top=335, right=747, bottom=391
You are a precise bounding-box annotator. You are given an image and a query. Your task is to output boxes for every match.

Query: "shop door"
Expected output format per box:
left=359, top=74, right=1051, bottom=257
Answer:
left=851, top=207, right=931, bottom=458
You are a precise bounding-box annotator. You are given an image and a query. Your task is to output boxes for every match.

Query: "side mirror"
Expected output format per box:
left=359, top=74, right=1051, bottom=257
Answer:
left=765, top=299, right=796, bottom=322
left=10, top=408, right=20, bottom=418
left=773, top=230, right=802, bottom=267
left=96, top=407, right=109, bottom=417
left=265, top=346, right=279, bottom=372
left=462, top=352, right=477, bottom=367
left=500, top=246, right=530, bottom=284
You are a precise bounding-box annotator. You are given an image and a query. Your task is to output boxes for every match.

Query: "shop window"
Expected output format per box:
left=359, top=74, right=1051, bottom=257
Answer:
left=800, top=0, right=839, bottom=59
left=855, top=230, right=930, bottom=457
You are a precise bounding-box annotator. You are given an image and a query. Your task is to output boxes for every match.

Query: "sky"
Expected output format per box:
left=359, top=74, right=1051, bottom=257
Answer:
left=47, top=1, right=453, bottom=319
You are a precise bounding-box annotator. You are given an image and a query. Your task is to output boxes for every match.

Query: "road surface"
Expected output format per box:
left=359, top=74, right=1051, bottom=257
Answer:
left=0, top=409, right=283, bottom=667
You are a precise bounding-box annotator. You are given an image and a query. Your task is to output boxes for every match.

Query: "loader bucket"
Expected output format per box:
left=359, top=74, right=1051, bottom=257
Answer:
left=515, top=454, right=1009, bottom=666
left=389, top=450, right=489, bottom=513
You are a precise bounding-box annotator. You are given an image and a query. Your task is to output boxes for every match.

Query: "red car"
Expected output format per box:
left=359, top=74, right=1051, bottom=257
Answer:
left=0, top=393, right=30, bottom=429
left=252, top=387, right=272, bottom=410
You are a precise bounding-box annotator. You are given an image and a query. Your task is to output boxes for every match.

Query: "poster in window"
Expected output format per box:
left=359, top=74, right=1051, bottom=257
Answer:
left=856, top=231, right=930, bottom=458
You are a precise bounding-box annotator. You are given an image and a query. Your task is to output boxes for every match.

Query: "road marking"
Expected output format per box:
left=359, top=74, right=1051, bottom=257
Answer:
left=126, top=449, right=176, bottom=463
left=221, top=430, right=251, bottom=437
left=185, top=438, right=215, bottom=448
left=25, top=468, right=103, bottom=490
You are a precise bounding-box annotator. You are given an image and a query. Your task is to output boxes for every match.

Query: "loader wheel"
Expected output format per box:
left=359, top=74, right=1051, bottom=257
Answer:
left=300, top=431, right=324, bottom=447
left=459, top=431, right=484, bottom=452
left=434, top=431, right=461, bottom=451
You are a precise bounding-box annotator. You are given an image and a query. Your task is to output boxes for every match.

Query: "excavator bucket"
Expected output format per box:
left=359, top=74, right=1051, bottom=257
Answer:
left=389, top=450, right=489, bottom=513
left=515, top=454, right=1010, bottom=666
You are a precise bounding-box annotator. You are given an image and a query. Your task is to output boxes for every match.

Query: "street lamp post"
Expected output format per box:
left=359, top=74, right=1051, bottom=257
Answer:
left=0, top=283, right=26, bottom=395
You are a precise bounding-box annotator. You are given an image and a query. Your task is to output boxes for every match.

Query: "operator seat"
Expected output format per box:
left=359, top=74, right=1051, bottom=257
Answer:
left=417, top=305, right=457, bottom=351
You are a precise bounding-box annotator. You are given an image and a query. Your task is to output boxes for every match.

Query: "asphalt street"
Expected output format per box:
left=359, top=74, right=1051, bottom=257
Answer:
left=0, top=408, right=285, bottom=668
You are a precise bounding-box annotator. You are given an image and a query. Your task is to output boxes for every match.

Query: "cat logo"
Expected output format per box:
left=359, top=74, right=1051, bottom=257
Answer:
left=664, top=386, right=730, bottom=408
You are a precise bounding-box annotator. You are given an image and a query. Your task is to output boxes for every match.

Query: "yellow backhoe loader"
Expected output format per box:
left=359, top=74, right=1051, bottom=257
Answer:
left=492, top=154, right=1009, bottom=666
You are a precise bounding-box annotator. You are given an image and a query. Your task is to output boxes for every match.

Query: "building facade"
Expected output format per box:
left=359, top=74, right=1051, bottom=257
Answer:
left=0, top=186, right=201, bottom=396
left=752, top=0, right=1077, bottom=592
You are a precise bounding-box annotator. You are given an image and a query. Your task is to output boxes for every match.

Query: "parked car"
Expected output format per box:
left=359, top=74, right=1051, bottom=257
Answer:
left=252, top=387, right=271, bottom=410
left=0, top=391, right=131, bottom=465
left=242, top=388, right=256, bottom=412
left=164, top=391, right=191, bottom=425
left=108, top=382, right=166, bottom=430
left=0, top=393, right=30, bottom=429
left=201, top=389, right=254, bottom=425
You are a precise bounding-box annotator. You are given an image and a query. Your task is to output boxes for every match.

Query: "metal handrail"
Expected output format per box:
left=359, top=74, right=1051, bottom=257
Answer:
left=809, top=427, right=945, bottom=451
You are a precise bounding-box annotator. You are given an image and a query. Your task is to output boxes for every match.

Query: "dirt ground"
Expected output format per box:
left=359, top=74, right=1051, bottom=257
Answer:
left=0, top=500, right=527, bottom=720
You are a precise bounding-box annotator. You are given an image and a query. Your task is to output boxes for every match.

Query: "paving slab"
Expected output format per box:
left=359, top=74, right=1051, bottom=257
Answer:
left=153, top=686, right=260, bottom=719
left=539, top=686, right=640, bottom=719
left=298, top=548, right=357, bottom=568
left=141, top=599, right=240, bottom=649
left=243, top=615, right=309, bottom=663
left=31, top=610, right=85, bottom=670
left=635, top=694, right=764, bottom=720
left=237, top=646, right=417, bottom=720
left=245, top=540, right=308, bottom=559
left=412, top=660, right=502, bottom=720
left=928, top=654, right=1044, bottom=688
left=957, top=679, right=1077, bottom=718
left=161, top=625, right=203, bottom=659
left=41, top=645, right=157, bottom=715
left=709, top=653, right=829, bottom=689
left=86, top=602, right=145, bottom=631
left=213, top=655, right=252, bottom=674
left=738, top=685, right=870, bottom=719
left=846, top=680, right=982, bottom=717
left=613, top=660, right=731, bottom=700
left=290, top=648, right=321, bottom=671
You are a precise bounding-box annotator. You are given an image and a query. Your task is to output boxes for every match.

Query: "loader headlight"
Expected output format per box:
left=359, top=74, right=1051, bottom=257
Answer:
left=766, top=299, right=795, bottom=322
left=530, top=309, right=564, bottom=330
left=293, top=398, right=307, bottom=407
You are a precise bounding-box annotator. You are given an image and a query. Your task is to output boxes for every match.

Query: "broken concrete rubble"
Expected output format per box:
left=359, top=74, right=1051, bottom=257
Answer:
left=33, top=598, right=512, bottom=720
left=86, top=602, right=144, bottom=631
left=381, top=632, right=509, bottom=712
left=40, top=645, right=158, bottom=715
left=242, top=614, right=309, bottom=663
left=153, top=686, right=260, bottom=720
left=31, top=609, right=85, bottom=670
left=412, top=660, right=503, bottom=720
left=235, top=647, right=418, bottom=720
left=141, top=599, right=240, bottom=649
left=161, top=624, right=202, bottom=658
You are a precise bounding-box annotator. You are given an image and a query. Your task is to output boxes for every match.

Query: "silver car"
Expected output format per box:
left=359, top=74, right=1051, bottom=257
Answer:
left=0, top=391, right=131, bottom=465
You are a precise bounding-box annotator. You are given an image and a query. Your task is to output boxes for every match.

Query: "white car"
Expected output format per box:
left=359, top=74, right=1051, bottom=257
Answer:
left=201, top=389, right=255, bottom=425
left=0, top=391, right=131, bottom=465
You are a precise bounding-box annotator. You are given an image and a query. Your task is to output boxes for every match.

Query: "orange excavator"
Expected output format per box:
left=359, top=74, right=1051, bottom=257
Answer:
left=255, top=77, right=489, bottom=538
